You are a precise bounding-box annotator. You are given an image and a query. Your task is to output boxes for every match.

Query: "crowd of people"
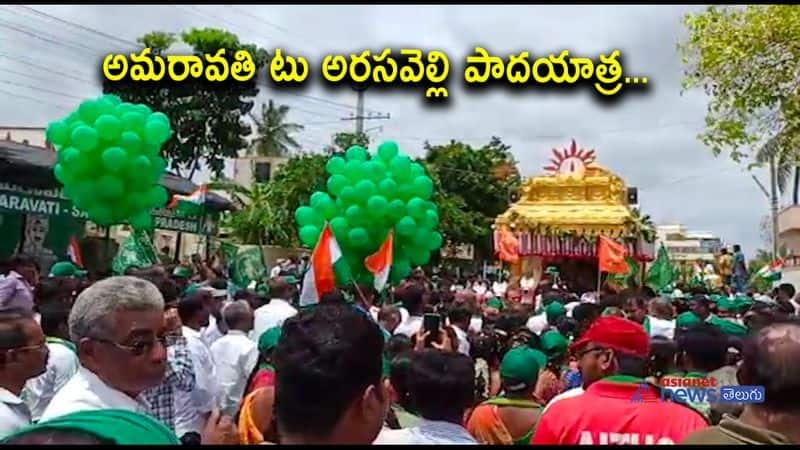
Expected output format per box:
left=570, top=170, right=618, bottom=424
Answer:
left=0, top=254, right=799, bottom=445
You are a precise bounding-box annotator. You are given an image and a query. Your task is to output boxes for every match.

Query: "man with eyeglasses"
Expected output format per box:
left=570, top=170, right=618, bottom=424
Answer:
left=40, top=276, right=168, bottom=421
left=532, top=316, right=708, bottom=445
left=0, top=309, right=48, bottom=438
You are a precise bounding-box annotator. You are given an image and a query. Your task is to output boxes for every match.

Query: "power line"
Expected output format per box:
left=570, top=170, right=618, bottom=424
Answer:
left=0, top=79, right=89, bottom=101
left=0, top=87, right=72, bottom=110
left=13, top=5, right=139, bottom=47
left=0, top=17, right=104, bottom=55
left=0, top=53, right=95, bottom=84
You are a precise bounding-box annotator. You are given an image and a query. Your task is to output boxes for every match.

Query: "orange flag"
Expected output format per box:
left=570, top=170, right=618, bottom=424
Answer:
left=597, top=236, right=628, bottom=274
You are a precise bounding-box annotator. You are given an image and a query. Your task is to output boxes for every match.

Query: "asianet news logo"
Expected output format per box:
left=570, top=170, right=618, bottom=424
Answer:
left=630, top=377, right=765, bottom=404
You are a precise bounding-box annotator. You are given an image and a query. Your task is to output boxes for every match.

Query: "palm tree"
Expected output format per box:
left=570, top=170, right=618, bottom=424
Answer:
left=754, top=133, right=800, bottom=204
left=248, top=100, right=304, bottom=157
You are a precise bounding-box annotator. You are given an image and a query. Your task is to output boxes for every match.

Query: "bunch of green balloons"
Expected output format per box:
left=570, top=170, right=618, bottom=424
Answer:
left=46, top=94, right=172, bottom=229
left=295, top=141, right=443, bottom=285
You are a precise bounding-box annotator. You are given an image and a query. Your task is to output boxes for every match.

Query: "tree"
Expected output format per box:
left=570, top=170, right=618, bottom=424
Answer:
left=679, top=6, right=800, bottom=202
left=423, top=137, right=522, bottom=260
left=209, top=181, right=289, bottom=245
left=103, top=28, right=269, bottom=179
left=323, top=131, right=370, bottom=155
left=248, top=100, right=304, bottom=157
left=262, top=154, right=329, bottom=247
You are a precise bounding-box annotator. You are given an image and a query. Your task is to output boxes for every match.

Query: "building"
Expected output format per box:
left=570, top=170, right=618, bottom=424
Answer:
left=233, top=155, right=289, bottom=187
left=778, top=205, right=800, bottom=287
left=655, top=223, right=723, bottom=263
left=0, top=126, right=53, bottom=150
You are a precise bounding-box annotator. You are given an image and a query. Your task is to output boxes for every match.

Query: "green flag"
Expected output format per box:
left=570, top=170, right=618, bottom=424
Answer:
left=646, top=245, right=674, bottom=292
left=112, top=229, right=160, bottom=275
left=229, top=245, right=266, bottom=289
left=607, top=256, right=640, bottom=288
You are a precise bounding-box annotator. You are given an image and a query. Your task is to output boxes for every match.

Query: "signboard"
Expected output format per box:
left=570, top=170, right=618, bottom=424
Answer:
left=0, top=183, right=218, bottom=235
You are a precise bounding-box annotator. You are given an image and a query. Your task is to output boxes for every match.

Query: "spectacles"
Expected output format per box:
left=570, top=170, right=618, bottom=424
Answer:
left=575, top=346, right=607, bottom=359
left=4, top=341, right=47, bottom=354
left=89, top=335, right=169, bottom=356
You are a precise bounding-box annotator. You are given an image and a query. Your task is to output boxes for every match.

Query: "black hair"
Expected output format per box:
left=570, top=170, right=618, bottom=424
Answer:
left=209, top=279, right=228, bottom=290
left=407, top=350, right=474, bottom=423
left=573, top=303, right=601, bottom=325
left=269, top=278, right=293, bottom=300
left=616, top=351, right=649, bottom=378
left=0, top=309, right=33, bottom=350
left=135, top=274, right=180, bottom=305
left=177, top=291, right=207, bottom=324
left=733, top=244, right=741, bottom=252
left=469, top=330, right=500, bottom=365
left=389, top=351, right=414, bottom=410
left=493, top=313, right=525, bottom=337
left=38, top=301, right=71, bottom=338
left=34, top=277, right=78, bottom=305
left=10, top=255, right=39, bottom=272
left=274, top=304, right=384, bottom=439
left=395, top=284, right=425, bottom=315
left=320, top=289, right=348, bottom=306
left=738, top=319, right=800, bottom=413
left=385, top=334, right=412, bottom=362
left=648, top=336, right=678, bottom=378
left=556, top=316, right=577, bottom=338
left=676, top=323, right=728, bottom=372
left=541, top=291, right=562, bottom=306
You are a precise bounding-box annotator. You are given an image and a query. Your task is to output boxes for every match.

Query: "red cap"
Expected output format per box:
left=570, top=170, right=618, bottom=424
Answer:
left=569, top=316, right=649, bottom=358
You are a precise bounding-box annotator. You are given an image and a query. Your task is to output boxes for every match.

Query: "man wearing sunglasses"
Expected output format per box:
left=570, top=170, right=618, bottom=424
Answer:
left=40, top=276, right=168, bottom=421
left=532, top=316, right=708, bottom=445
left=0, top=309, right=48, bottom=438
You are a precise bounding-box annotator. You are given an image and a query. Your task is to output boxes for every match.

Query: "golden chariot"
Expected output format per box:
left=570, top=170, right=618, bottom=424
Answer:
left=495, top=140, right=656, bottom=292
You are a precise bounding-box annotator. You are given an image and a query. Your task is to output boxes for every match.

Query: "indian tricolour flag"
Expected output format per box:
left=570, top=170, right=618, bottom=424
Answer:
left=167, top=185, right=207, bottom=217
left=755, top=259, right=783, bottom=282
left=299, top=223, right=347, bottom=307
left=365, top=230, right=393, bottom=292
left=67, top=236, right=83, bottom=267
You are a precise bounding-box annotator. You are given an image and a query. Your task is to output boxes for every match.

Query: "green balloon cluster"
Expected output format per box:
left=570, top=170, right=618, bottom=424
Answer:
left=296, top=141, right=442, bottom=285
left=47, top=94, right=172, bottom=229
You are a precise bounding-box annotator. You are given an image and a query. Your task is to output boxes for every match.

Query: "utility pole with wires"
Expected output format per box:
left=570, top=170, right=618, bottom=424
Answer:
left=340, top=86, right=390, bottom=134
left=751, top=156, right=780, bottom=260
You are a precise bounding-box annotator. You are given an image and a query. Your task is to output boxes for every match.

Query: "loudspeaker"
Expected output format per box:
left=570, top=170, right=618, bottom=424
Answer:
left=627, top=187, right=638, bottom=205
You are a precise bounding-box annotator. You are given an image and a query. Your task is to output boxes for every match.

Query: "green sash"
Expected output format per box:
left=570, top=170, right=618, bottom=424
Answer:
left=46, top=336, right=77, bottom=355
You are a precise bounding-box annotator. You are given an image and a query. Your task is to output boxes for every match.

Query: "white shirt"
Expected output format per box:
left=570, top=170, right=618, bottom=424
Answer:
left=452, top=325, right=470, bottom=356
left=0, top=388, right=31, bottom=439
left=374, top=418, right=478, bottom=444
left=40, top=366, right=150, bottom=421
left=179, top=326, right=219, bottom=435
left=252, top=299, right=297, bottom=342
left=394, top=315, right=423, bottom=338
left=469, top=316, right=483, bottom=333
left=526, top=312, right=549, bottom=335
left=647, top=315, right=676, bottom=340
left=201, top=315, right=225, bottom=348
left=520, top=276, right=535, bottom=290
left=23, top=340, right=79, bottom=421
left=210, top=330, right=259, bottom=417
left=269, top=265, right=282, bottom=278
left=542, top=386, right=585, bottom=414
left=492, top=281, right=508, bottom=297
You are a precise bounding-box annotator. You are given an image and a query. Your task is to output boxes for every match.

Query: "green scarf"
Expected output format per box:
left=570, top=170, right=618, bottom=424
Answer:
left=3, top=409, right=180, bottom=445
left=46, top=336, right=77, bottom=355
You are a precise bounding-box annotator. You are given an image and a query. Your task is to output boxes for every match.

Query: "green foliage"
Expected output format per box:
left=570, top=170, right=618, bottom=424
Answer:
left=103, top=28, right=269, bottom=179
left=679, top=5, right=800, bottom=163
left=210, top=181, right=291, bottom=246
left=423, top=137, right=521, bottom=260
left=324, top=132, right=370, bottom=155
left=248, top=99, right=304, bottom=157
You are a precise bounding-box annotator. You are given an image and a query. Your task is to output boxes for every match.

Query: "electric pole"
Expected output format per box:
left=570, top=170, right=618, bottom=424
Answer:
left=341, top=86, right=390, bottom=134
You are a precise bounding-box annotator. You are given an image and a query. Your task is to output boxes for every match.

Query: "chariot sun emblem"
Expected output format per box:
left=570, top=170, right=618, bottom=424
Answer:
left=543, top=139, right=596, bottom=178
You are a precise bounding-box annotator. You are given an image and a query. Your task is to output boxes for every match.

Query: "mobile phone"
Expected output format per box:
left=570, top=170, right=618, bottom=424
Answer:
left=423, top=313, right=440, bottom=347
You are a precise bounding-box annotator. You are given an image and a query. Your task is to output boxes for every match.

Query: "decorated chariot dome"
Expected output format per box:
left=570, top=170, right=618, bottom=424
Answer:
left=495, top=140, right=655, bottom=291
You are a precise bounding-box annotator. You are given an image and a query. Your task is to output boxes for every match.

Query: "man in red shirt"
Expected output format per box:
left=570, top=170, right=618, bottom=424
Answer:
left=532, top=316, right=709, bottom=445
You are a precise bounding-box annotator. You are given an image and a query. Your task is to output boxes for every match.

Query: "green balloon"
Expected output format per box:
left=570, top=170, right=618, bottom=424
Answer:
left=147, top=185, right=169, bottom=208
left=390, top=155, right=411, bottom=177
left=412, top=176, right=434, bottom=200
left=366, top=195, right=389, bottom=218
left=377, top=141, right=399, bottom=161
left=326, top=156, right=346, bottom=175
left=410, top=163, right=426, bottom=178
left=428, top=231, right=443, bottom=250
left=339, top=186, right=357, bottom=205
left=345, top=145, right=368, bottom=162
left=422, top=209, right=440, bottom=229
left=319, top=198, right=338, bottom=220
left=378, top=178, right=398, bottom=199
left=121, top=112, right=147, bottom=136
left=396, top=216, right=417, bottom=236
left=78, top=100, right=101, bottom=125
left=295, top=206, right=317, bottom=227
left=344, top=160, right=366, bottom=182
left=129, top=190, right=150, bottom=211
left=299, top=225, right=321, bottom=247
left=134, top=104, right=153, bottom=117
left=94, top=114, right=122, bottom=141
left=129, top=211, right=153, bottom=230
left=87, top=204, right=113, bottom=226
left=97, top=175, right=124, bottom=199
left=53, top=164, right=70, bottom=185
left=103, top=94, right=122, bottom=106
left=149, top=156, right=167, bottom=179
left=119, top=131, right=143, bottom=155
left=149, top=112, right=170, bottom=126
left=391, top=259, right=411, bottom=283
left=348, top=227, right=370, bottom=248
left=345, top=204, right=366, bottom=228
left=413, top=228, right=430, bottom=248
left=143, top=119, right=171, bottom=146
left=46, top=121, right=71, bottom=147
left=329, top=217, right=350, bottom=243
left=354, top=179, right=377, bottom=202
left=397, top=184, right=415, bottom=202
left=101, top=147, right=129, bottom=173
left=310, top=191, right=331, bottom=208
left=387, top=199, right=406, bottom=221
left=407, top=197, right=427, bottom=219
left=59, top=147, right=81, bottom=167
left=142, top=143, right=162, bottom=157
left=131, top=155, right=152, bottom=173
left=114, top=102, right=136, bottom=117
left=409, top=247, right=431, bottom=266
left=70, top=126, right=98, bottom=152
left=327, top=174, right=349, bottom=197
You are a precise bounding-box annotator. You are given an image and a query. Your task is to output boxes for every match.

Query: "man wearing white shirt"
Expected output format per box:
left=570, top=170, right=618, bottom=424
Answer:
left=22, top=301, right=78, bottom=422
left=447, top=304, right=472, bottom=356
left=252, top=279, right=297, bottom=342
left=41, top=276, right=168, bottom=421
left=393, top=284, right=426, bottom=338
left=200, top=283, right=229, bottom=348
left=210, top=301, right=258, bottom=417
left=0, top=309, right=48, bottom=438
left=177, top=291, right=220, bottom=437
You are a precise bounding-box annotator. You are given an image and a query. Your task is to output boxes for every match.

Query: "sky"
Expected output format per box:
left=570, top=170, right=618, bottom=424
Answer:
left=0, top=4, right=775, bottom=255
